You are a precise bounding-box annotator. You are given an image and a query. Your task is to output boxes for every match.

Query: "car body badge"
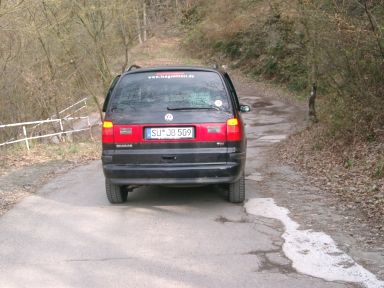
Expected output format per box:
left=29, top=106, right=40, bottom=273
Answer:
left=165, top=113, right=174, bottom=122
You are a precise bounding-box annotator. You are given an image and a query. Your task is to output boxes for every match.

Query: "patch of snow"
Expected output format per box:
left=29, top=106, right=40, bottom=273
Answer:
left=245, top=198, right=384, bottom=288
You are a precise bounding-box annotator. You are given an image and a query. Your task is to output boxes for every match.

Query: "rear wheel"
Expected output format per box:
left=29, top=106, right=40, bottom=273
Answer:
left=229, top=172, right=245, bottom=203
left=105, top=178, right=128, bottom=204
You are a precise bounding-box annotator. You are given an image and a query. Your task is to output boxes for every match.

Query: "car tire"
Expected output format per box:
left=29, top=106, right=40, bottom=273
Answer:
left=105, top=178, right=128, bottom=204
left=229, top=172, right=245, bottom=203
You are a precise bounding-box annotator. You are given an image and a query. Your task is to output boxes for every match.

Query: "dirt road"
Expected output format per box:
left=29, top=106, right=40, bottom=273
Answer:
left=0, top=77, right=383, bottom=287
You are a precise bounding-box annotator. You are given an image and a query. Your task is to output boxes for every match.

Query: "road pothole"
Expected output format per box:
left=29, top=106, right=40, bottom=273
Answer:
left=246, top=250, right=295, bottom=274
left=252, top=101, right=273, bottom=108
left=214, top=215, right=252, bottom=224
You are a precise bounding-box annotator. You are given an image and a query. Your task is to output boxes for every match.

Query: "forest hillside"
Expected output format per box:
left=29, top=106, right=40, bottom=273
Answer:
left=1, top=0, right=382, bottom=144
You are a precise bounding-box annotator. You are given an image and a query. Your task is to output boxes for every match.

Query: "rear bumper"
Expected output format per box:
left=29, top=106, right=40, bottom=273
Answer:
left=102, top=159, right=244, bottom=186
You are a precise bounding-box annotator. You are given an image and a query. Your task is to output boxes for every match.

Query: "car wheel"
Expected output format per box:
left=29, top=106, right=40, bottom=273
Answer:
left=105, top=178, right=128, bottom=204
left=229, top=172, right=245, bottom=203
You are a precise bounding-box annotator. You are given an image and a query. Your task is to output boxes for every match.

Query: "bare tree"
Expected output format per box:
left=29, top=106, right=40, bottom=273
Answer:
left=73, top=0, right=112, bottom=90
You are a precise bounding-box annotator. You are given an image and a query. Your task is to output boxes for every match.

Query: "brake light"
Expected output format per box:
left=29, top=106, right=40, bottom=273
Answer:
left=227, top=118, right=242, bottom=141
left=102, top=120, right=114, bottom=143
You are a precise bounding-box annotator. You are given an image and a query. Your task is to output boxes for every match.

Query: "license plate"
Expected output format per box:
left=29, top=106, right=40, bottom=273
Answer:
left=145, top=127, right=194, bottom=140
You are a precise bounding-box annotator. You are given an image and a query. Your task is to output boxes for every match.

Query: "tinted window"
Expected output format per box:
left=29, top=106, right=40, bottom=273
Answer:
left=103, top=75, right=121, bottom=112
left=223, top=73, right=240, bottom=111
left=110, top=71, right=229, bottom=112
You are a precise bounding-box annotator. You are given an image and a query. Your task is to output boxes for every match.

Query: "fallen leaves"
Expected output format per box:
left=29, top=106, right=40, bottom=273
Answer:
left=278, top=123, right=384, bottom=245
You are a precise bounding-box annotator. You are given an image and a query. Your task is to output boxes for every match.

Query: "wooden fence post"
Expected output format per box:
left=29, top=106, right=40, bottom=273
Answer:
left=22, top=126, right=30, bottom=151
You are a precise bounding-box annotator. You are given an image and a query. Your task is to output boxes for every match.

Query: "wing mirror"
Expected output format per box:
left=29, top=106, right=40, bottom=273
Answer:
left=240, top=104, right=251, bottom=113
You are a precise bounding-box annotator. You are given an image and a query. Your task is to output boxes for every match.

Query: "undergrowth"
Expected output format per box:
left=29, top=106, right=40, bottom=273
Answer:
left=0, top=141, right=101, bottom=175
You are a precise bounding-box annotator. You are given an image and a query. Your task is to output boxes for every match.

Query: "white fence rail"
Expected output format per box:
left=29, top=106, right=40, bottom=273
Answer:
left=31, top=98, right=89, bottom=130
left=0, top=98, right=94, bottom=151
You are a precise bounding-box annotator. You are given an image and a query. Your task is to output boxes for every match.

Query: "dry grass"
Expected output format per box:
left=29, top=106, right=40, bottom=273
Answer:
left=0, top=141, right=101, bottom=177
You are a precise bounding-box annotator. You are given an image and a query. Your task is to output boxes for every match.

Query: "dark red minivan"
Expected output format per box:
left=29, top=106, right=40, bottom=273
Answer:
left=102, top=66, right=250, bottom=203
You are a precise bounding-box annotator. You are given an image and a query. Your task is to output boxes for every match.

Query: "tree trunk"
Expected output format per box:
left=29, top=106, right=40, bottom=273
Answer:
left=143, top=1, right=147, bottom=42
left=309, top=83, right=318, bottom=123
left=135, top=6, right=143, bottom=44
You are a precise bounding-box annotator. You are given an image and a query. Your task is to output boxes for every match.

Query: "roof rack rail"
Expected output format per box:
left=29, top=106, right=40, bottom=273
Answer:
left=127, top=64, right=141, bottom=71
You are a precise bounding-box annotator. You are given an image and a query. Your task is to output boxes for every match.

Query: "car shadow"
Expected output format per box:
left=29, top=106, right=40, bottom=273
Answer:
left=125, top=184, right=228, bottom=207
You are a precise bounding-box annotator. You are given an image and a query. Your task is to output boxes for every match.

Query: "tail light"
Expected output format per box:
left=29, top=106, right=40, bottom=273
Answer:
left=103, top=121, right=142, bottom=143
left=102, top=120, right=114, bottom=143
left=226, top=118, right=242, bottom=141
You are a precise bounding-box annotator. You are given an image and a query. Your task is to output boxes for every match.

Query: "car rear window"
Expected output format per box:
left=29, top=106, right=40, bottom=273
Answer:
left=109, top=71, right=230, bottom=112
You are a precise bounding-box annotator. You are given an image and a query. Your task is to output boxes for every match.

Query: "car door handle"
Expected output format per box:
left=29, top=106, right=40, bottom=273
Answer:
left=162, top=155, right=177, bottom=160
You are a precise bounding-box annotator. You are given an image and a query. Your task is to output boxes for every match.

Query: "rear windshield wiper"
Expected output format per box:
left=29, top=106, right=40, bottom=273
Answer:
left=110, top=103, right=136, bottom=112
left=167, top=106, right=220, bottom=111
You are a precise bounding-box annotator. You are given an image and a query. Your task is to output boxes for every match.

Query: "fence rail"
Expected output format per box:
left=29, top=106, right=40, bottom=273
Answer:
left=0, top=98, right=95, bottom=150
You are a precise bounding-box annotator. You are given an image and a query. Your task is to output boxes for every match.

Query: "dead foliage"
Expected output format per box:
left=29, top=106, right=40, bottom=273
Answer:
left=279, top=124, right=384, bottom=240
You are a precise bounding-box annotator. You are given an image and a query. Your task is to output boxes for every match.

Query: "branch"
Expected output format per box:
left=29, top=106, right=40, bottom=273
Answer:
left=363, top=0, right=384, bottom=60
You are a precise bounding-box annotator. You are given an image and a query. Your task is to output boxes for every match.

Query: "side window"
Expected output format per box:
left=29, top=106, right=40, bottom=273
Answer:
left=223, top=73, right=240, bottom=111
left=102, top=75, right=121, bottom=112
